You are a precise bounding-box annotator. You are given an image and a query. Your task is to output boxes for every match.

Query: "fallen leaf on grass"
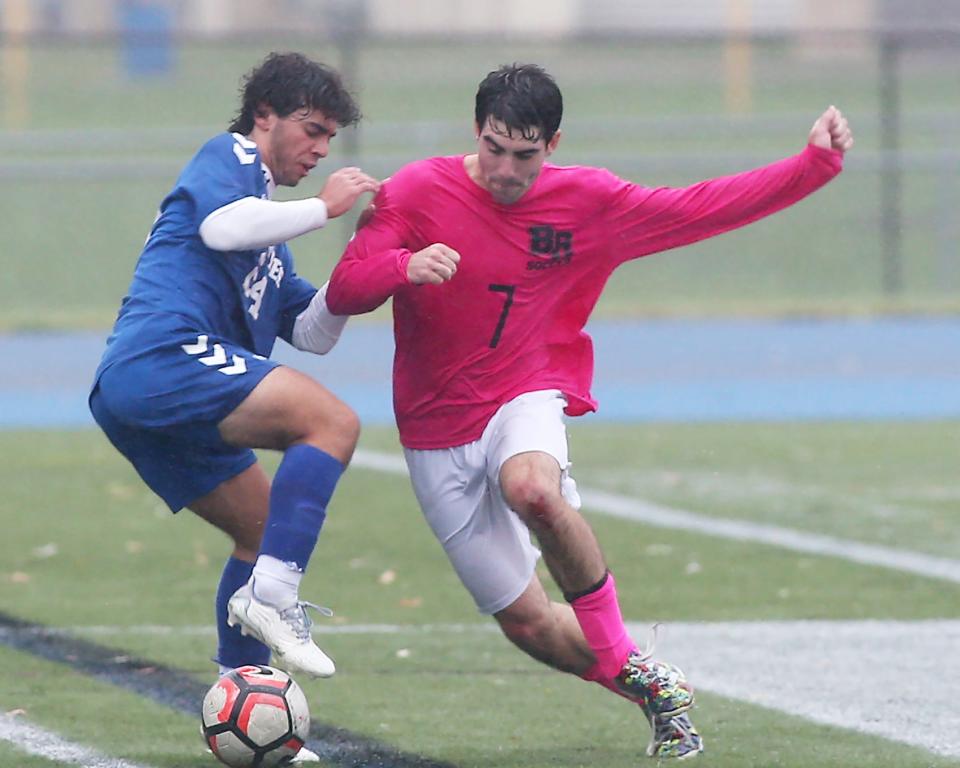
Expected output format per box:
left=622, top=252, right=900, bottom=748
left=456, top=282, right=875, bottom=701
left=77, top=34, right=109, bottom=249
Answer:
left=32, top=543, right=58, bottom=559
left=645, top=544, right=674, bottom=556
left=378, top=569, right=396, bottom=585
left=106, top=482, right=136, bottom=500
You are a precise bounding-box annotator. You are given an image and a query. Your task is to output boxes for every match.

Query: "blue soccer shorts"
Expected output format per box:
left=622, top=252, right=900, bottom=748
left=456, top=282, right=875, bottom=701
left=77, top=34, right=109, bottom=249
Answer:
left=89, top=332, right=281, bottom=512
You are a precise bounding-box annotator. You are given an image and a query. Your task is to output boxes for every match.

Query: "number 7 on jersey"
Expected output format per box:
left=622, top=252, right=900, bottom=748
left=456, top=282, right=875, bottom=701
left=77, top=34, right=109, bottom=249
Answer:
left=488, top=284, right=515, bottom=348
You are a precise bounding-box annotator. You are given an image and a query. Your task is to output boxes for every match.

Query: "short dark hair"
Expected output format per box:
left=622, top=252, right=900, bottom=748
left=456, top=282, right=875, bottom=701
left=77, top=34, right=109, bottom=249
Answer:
left=474, top=63, right=563, bottom=144
left=228, top=52, right=361, bottom=134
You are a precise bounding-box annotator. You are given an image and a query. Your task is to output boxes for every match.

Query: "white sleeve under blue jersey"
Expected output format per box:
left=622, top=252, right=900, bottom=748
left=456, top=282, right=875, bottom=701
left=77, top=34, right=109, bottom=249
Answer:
left=100, top=133, right=319, bottom=369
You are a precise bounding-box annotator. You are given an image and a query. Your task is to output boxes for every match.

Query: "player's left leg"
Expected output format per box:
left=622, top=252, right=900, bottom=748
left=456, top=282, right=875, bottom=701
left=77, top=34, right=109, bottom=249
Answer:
left=219, top=365, right=359, bottom=679
left=91, top=337, right=352, bottom=683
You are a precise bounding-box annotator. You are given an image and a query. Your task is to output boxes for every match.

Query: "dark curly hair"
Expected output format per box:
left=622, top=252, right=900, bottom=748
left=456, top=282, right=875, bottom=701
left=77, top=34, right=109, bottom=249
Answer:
left=228, top=52, right=361, bottom=134
left=475, top=63, right=563, bottom=144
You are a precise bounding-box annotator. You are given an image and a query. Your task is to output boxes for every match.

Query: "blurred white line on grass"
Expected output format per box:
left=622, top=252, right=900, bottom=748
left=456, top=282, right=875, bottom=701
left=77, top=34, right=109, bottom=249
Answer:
left=0, top=713, right=157, bottom=768
left=353, top=448, right=960, bottom=584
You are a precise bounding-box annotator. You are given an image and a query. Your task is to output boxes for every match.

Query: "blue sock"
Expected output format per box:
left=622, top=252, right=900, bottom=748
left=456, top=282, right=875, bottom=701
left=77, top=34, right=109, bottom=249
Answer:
left=215, top=556, right=270, bottom=668
left=260, top=444, right=344, bottom=570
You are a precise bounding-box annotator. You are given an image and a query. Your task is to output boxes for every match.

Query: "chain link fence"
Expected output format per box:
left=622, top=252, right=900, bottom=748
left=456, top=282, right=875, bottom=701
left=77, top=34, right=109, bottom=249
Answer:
left=2, top=3, right=958, bottom=328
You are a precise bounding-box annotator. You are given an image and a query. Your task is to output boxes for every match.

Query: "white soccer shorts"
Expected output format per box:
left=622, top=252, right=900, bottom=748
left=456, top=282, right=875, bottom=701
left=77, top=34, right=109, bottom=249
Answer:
left=404, top=389, right=582, bottom=615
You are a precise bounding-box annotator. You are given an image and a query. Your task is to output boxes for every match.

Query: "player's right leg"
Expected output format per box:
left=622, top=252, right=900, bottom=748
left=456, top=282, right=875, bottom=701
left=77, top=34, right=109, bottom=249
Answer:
left=495, top=413, right=700, bottom=756
left=494, top=579, right=702, bottom=759
left=188, top=463, right=273, bottom=672
left=89, top=350, right=274, bottom=674
left=404, top=430, right=599, bottom=673
left=404, top=437, right=701, bottom=759
left=460, top=390, right=701, bottom=758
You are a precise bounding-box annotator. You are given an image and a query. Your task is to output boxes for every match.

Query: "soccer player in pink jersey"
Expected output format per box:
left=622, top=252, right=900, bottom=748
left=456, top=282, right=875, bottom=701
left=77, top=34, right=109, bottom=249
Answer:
left=327, top=63, right=853, bottom=760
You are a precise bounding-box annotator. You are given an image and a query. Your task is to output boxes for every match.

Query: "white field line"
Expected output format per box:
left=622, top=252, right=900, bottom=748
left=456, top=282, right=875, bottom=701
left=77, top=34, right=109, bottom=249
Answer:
left=0, top=623, right=498, bottom=638
left=352, top=449, right=960, bottom=585
left=643, top=619, right=960, bottom=760
left=5, top=621, right=958, bottom=759
left=0, top=713, right=157, bottom=768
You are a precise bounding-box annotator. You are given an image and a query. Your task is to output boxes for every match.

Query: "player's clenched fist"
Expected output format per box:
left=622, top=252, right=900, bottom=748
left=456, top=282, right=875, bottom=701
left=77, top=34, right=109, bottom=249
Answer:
left=319, top=167, right=381, bottom=218
left=408, top=243, right=461, bottom=285
left=808, top=106, right=854, bottom=154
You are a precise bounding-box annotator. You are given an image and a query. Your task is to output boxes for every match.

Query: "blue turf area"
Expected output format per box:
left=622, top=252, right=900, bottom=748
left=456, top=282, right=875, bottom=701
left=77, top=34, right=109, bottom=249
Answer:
left=3, top=318, right=959, bottom=429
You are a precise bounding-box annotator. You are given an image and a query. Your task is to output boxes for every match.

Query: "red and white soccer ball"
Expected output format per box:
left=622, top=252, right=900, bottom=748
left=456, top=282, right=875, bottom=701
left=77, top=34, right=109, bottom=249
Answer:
left=201, top=664, right=311, bottom=767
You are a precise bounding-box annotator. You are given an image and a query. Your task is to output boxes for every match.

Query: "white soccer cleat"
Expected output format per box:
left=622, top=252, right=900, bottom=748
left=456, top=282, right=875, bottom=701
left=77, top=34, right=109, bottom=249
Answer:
left=292, top=745, right=321, bottom=762
left=226, top=583, right=336, bottom=678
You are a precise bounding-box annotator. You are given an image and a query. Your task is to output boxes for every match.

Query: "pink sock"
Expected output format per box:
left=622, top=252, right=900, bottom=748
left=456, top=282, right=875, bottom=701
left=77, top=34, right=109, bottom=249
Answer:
left=570, top=572, right=636, bottom=682
left=595, top=676, right=639, bottom=704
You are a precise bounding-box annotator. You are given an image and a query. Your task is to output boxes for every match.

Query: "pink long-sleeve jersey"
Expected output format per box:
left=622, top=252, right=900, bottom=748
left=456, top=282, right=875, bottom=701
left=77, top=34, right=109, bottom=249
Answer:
left=327, top=145, right=842, bottom=449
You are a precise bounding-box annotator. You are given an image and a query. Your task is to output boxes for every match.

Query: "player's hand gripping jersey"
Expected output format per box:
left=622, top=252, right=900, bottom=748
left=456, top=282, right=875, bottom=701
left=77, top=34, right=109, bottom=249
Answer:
left=98, top=132, right=317, bottom=377
left=327, top=145, right=843, bottom=449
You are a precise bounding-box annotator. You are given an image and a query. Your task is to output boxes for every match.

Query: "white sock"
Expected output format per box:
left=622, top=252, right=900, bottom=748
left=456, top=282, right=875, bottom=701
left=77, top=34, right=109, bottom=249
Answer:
left=251, top=555, right=303, bottom=610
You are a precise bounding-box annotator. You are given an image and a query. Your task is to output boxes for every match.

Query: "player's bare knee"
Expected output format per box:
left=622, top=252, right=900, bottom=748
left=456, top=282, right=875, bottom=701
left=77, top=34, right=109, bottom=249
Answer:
left=323, top=400, right=360, bottom=452
left=336, top=403, right=361, bottom=447
left=300, top=400, right=359, bottom=460
left=501, top=472, right=561, bottom=526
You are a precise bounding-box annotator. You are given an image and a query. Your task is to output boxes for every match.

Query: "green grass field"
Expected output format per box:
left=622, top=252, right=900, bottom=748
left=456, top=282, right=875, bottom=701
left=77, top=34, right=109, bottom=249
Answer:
left=2, top=423, right=958, bottom=767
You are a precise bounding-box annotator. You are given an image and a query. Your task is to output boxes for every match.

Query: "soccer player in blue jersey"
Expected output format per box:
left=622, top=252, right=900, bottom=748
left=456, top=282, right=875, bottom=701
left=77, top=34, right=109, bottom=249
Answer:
left=89, top=53, right=379, bottom=692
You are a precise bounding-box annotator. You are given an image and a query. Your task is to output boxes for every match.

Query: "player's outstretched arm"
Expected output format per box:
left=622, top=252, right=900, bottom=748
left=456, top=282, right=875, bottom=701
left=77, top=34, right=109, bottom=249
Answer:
left=406, top=243, right=460, bottom=285
left=604, top=109, right=848, bottom=264
left=808, top=106, right=854, bottom=154
left=319, top=167, right=381, bottom=218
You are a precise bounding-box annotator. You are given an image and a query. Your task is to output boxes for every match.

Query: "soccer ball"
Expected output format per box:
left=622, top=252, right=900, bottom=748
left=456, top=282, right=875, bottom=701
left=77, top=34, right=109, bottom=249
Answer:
left=201, top=664, right=311, bottom=767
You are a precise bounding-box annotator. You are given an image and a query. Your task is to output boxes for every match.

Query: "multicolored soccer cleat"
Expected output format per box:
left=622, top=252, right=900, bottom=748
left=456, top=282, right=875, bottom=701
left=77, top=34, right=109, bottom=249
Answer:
left=645, top=711, right=703, bottom=760
left=614, top=648, right=702, bottom=759
left=615, top=650, right=694, bottom=717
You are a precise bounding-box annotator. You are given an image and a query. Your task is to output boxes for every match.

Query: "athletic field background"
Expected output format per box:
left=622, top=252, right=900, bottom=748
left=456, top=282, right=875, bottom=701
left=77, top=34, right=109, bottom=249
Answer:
left=2, top=424, right=960, bottom=767
left=4, top=36, right=960, bottom=330
left=3, top=31, right=960, bottom=768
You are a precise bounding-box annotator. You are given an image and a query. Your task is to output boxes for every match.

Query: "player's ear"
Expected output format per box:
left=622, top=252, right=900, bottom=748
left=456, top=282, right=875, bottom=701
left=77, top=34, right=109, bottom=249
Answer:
left=545, top=129, right=562, bottom=156
left=473, top=120, right=481, bottom=141
left=253, top=103, right=277, bottom=131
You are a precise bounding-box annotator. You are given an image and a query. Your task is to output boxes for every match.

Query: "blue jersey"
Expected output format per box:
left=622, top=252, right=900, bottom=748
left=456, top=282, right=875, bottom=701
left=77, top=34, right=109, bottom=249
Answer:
left=97, top=132, right=317, bottom=378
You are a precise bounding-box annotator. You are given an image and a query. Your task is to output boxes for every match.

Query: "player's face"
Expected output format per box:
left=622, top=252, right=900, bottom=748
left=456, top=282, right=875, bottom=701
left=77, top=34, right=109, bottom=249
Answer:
left=258, top=107, right=339, bottom=187
left=474, top=118, right=560, bottom=205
